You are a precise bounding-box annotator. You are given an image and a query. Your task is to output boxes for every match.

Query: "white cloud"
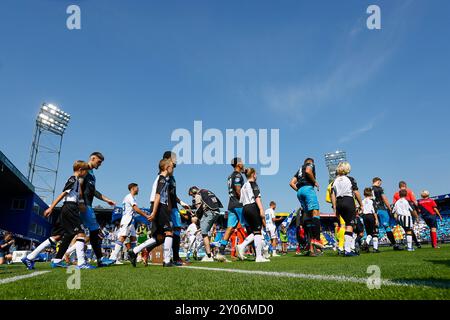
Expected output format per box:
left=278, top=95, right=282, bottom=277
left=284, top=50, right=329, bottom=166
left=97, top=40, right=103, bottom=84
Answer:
left=338, top=112, right=385, bottom=143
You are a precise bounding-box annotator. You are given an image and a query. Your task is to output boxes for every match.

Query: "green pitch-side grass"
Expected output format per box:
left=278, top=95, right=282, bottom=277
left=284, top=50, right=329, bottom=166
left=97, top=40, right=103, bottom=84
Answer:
left=0, top=245, right=449, bottom=300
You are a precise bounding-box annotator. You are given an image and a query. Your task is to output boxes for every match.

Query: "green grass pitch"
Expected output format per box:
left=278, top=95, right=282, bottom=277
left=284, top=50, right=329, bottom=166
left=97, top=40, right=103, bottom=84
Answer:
left=1, top=245, right=449, bottom=300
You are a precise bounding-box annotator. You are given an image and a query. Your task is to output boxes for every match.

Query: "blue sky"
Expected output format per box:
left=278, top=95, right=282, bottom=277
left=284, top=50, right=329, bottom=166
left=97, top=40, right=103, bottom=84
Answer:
left=1, top=0, right=449, bottom=213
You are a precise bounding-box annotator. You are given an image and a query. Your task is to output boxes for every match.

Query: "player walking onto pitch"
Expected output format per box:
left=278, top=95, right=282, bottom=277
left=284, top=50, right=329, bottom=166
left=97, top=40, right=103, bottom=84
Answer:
left=128, top=158, right=175, bottom=267
left=393, top=189, right=419, bottom=252
left=393, top=181, right=421, bottom=248
left=109, top=183, right=152, bottom=263
left=216, top=157, right=246, bottom=262
left=236, top=168, right=270, bottom=263
left=162, top=151, right=190, bottom=266
left=417, top=190, right=442, bottom=249
left=371, top=177, right=401, bottom=250
left=290, top=158, right=323, bottom=254
left=361, top=187, right=380, bottom=253
left=22, top=161, right=93, bottom=269
left=330, top=162, right=363, bottom=257
left=264, top=201, right=282, bottom=257
left=81, top=152, right=117, bottom=267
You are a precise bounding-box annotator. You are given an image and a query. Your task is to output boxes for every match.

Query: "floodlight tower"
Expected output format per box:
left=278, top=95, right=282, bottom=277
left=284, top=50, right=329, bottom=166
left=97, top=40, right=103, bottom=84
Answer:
left=27, top=103, right=71, bottom=204
left=324, top=150, right=347, bottom=183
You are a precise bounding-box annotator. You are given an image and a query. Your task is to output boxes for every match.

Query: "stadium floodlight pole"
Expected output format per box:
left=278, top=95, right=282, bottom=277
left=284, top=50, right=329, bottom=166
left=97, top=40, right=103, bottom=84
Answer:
left=27, top=103, right=71, bottom=204
left=324, top=150, right=347, bottom=183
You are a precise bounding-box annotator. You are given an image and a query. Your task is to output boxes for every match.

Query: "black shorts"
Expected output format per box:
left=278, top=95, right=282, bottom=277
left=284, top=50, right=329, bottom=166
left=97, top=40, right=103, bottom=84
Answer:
left=151, top=203, right=173, bottom=235
left=336, top=197, right=356, bottom=226
left=362, top=214, right=378, bottom=236
left=52, top=202, right=83, bottom=237
left=422, top=214, right=437, bottom=229
left=243, top=203, right=263, bottom=235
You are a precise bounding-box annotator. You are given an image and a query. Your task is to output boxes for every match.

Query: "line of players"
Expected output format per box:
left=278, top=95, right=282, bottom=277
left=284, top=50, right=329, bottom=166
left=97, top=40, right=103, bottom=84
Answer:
left=292, top=158, right=443, bottom=257
left=21, top=152, right=443, bottom=270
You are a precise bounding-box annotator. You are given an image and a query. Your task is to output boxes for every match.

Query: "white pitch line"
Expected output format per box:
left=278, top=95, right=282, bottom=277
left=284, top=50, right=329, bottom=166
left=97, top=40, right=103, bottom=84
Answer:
left=182, top=266, right=448, bottom=289
left=0, top=271, right=50, bottom=285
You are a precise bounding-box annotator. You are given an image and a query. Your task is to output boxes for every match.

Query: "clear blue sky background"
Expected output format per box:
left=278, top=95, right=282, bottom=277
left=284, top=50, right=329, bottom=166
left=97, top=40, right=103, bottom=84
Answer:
left=1, top=0, right=449, bottom=213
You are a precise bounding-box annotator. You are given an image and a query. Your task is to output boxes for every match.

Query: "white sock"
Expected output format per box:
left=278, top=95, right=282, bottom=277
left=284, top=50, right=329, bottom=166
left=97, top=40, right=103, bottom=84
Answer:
left=344, top=234, right=353, bottom=253
left=366, top=235, right=372, bottom=246
left=133, top=238, right=156, bottom=254
left=75, top=239, right=86, bottom=266
left=241, top=234, right=255, bottom=248
left=373, top=237, right=379, bottom=250
left=254, top=234, right=263, bottom=259
left=407, top=235, right=412, bottom=250
left=27, top=238, right=55, bottom=260
left=66, top=244, right=77, bottom=257
left=110, top=241, right=123, bottom=261
left=52, top=258, right=62, bottom=263
left=351, top=234, right=356, bottom=250
left=163, top=236, right=173, bottom=264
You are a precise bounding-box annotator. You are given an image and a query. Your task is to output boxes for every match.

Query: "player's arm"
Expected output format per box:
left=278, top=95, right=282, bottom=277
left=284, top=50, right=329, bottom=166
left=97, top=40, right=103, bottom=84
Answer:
left=43, top=192, right=66, bottom=217
left=354, top=190, right=363, bottom=211
left=255, top=196, right=266, bottom=227
left=382, top=194, right=391, bottom=211
left=289, top=177, right=298, bottom=192
left=149, top=194, right=160, bottom=221
left=132, top=204, right=150, bottom=220
left=331, top=191, right=337, bottom=214
left=410, top=191, right=417, bottom=206
left=94, top=190, right=116, bottom=206
left=175, top=196, right=190, bottom=209
left=234, top=185, right=242, bottom=199
left=410, top=205, right=419, bottom=220
left=434, top=207, right=442, bottom=220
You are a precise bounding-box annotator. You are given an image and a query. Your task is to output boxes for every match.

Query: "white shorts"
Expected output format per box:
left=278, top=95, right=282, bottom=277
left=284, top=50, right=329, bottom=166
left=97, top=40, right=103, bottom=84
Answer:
left=117, top=223, right=136, bottom=238
left=266, top=225, right=277, bottom=240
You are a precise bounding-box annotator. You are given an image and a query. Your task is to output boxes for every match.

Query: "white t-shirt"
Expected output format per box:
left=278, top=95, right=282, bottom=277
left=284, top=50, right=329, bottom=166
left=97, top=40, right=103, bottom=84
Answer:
left=362, top=198, right=376, bottom=215
left=393, top=198, right=413, bottom=217
left=240, top=181, right=261, bottom=206
left=121, top=193, right=137, bottom=226
left=186, top=223, right=198, bottom=238
left=265, top=208, right=275, bottom=227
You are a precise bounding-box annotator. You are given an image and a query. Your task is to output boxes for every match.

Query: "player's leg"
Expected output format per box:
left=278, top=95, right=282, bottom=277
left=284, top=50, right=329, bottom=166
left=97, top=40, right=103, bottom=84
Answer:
left=339, top=198, right=357, bottom=257
left=23, top=234, right=61, bottom=270
left=200, top=212, right=218, bottom=261
left=249, top=206, right=267, bottom=262
left=217, top=209, right=239, bottom=261
left=171, top=208, right=183, bottom=265
left=305, top=186, right=322, bottom=250
left=81, top=206, right=109, bottom=266
left=74, top=232, right=88, bottom=267
left=378, top=209, right=397, bottom=248
left=110, top=235, right=127, bottom=262
left=426, top=215, right=439, bottom=248
left=270, top=227, right=280, bottom=256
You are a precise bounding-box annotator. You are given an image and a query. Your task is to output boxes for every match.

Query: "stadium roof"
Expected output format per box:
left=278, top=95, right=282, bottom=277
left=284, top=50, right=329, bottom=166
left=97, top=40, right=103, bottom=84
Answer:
left=431, top=194, right=450, bottom=201
left=0, top=150, right=35, bottom=194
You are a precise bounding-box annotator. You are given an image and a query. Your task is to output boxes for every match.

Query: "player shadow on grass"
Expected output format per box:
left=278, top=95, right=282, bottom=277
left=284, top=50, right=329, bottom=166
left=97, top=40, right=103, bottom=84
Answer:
left=424, top=259, right=450, bottom=268
left=388, top=277, right=450, bottom=289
